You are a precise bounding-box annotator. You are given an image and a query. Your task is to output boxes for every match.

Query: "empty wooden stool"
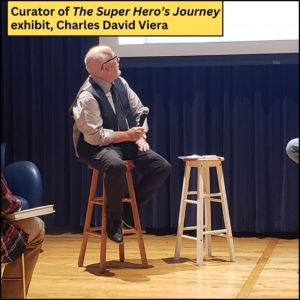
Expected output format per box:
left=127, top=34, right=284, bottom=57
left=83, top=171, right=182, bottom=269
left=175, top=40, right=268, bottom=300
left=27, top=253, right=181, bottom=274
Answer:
left=78, top=160, right=148, bottom=273
left=174, top=155, right=235, bottom=266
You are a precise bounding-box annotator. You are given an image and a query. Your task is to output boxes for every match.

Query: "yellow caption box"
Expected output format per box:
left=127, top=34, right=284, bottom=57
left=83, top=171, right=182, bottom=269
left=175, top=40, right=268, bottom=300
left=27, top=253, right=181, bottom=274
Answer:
left=7, top=1, right=223, bottom=36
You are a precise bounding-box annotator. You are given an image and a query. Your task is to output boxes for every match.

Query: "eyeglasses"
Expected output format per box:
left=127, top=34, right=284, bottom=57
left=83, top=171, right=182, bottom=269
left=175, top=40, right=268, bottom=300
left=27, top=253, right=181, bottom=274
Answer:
left=101, top=54, right=118, bottom=70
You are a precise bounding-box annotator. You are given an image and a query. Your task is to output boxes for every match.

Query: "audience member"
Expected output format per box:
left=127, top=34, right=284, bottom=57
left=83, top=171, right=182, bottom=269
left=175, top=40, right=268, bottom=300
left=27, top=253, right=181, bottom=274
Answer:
left=286, top=138, right=299, bottom=164
left=1, top=173, right=45, bottom=299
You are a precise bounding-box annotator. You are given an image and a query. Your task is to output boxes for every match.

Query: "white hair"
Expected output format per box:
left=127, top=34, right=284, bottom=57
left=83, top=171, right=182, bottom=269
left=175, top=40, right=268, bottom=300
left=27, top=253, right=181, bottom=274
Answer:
left=84, top=45, right=111, bottom=75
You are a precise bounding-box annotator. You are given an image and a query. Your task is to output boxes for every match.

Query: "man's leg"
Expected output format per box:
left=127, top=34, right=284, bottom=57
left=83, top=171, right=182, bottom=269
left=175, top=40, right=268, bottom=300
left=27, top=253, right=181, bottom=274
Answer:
left=123, top=149, right=171, bottom=226
left=85, top=147, right=127, bottom=221
left=134, top=149, right=171, bottom=208
left=1, top=217, right=45, bottom=299
left=84, top=147, right=126, bottom=243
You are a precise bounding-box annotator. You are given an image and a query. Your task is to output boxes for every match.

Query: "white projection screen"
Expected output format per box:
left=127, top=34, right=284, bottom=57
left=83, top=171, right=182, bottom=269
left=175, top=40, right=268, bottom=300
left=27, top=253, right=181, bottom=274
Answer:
left=99, top=1, right=298, bottom=66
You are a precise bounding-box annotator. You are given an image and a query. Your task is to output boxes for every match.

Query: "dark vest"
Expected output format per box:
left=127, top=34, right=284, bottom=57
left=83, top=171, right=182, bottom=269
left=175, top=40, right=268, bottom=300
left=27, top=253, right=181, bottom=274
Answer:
left=70, top=77, right=138, bottom=160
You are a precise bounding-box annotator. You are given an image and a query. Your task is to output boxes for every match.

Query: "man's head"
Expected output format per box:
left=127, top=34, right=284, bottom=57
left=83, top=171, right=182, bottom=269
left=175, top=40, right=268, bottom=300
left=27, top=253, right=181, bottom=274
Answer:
left=84, top=45, right=120, bottom=82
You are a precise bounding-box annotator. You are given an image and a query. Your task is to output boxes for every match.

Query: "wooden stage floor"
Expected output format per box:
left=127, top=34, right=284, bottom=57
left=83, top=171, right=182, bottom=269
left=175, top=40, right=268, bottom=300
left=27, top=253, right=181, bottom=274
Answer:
left=27, top=233, right=299, bottom=299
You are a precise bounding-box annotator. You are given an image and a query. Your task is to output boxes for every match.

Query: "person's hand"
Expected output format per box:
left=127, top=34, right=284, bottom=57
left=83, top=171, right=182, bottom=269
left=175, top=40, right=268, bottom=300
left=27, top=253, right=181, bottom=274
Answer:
left=127, top=127, right=145, bottom=141
left=136, top=137, right=150, bottom=152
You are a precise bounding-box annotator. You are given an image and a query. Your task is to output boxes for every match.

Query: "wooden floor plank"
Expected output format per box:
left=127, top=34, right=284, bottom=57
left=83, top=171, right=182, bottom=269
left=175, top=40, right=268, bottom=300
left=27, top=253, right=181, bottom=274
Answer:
left=237, top=238, right=278, bottom=298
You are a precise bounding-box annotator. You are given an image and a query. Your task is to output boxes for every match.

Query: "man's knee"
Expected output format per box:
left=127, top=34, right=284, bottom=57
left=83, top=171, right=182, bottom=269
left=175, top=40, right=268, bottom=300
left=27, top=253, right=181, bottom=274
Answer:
left=164, top=160, right=171, bottom=174
left=17, top=217, right=45, bottom=245
left=157, top=157, right=171, bottom=177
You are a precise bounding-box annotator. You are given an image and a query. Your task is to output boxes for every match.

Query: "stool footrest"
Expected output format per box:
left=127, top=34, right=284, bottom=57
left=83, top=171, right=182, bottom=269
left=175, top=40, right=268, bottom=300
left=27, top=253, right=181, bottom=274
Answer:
left=184, top=197, right=223, bottom=205
left=184, top=199, right=198, bottom=204
left=206, top=198, right=222, bottom=203
left=183, top=225, right=214, bottom=230
left=182, top=228, right=228, bottom=235
left=183, top=226, right=198, bottom=230
left=203, top=229, right=227, bottom=235
left=92, top=198, right=104, bottom=204
left=87, top=227, right=146, bottom=235
left=122, top=198, right=132, bottom=203
left=187, top=191, right=198, bottom=195
left=187, top=192, right=222, bottom=198
left=87, top=231, right=102, bottom=237
left=88, top=227, right=102, bottom=232
left=181, top=234, right=198, bottom=241
left=123, top=228, right=146, bottom=234
left=204, top=193, right=222, bottom=197
left=181, top=231, right=228, bottom=241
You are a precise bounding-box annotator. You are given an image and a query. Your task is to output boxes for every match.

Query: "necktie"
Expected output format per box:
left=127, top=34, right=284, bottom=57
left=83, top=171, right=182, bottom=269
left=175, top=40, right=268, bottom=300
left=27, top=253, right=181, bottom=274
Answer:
left=110, top=83, right=138, bottom=160
left=111, top=84, right=128, bottom=131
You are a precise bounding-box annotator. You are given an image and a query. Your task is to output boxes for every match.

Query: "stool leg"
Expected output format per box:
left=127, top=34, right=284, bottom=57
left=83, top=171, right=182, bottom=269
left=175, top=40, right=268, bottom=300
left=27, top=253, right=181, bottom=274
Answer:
left=78, top=169, right=99, bottom=267
left=204, top=166, right=212, bottom=257
left=174, top=164, right=191, bottom=261
left=21, top=254, right=26, bottom=299
left=126, top=168, right=148, bottom=267
left=119, top=178, right=125, bottom=264
left=196, top=165, right=205, bottom=266
left=100, top=177, right=108, bottom=274
left=216, top=164, right=236, bottom=262
left=119, top=243, right=125, bottom=262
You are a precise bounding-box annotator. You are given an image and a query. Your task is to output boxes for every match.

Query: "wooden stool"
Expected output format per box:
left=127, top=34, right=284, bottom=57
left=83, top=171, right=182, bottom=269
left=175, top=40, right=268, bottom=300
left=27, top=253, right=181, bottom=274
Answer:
left=174, top=155, right=235, bottom=266
left=1, top=253, right=26, bottom=298
left=78, top=160, right=148, bottom=273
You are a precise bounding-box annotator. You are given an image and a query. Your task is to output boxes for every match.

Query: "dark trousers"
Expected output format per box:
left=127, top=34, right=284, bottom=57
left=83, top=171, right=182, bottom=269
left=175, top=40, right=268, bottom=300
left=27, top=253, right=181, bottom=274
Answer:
left=82, top=146, right=171, bottom=220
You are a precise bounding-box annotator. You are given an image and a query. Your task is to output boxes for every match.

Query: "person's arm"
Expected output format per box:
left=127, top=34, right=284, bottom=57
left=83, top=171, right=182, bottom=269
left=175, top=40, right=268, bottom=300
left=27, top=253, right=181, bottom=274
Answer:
left=73, top=91, right=114, bottom=147
left=113, top=127, right=145, bottom=143
left=73, top=91, right=144, bottom=146
left=1, top=173, right=22, bottom=214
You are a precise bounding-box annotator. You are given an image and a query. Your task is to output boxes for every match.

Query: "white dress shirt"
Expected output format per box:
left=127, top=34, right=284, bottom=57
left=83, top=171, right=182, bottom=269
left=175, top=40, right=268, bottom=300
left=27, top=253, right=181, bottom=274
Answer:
left=72, top=75, right=148, bottom=156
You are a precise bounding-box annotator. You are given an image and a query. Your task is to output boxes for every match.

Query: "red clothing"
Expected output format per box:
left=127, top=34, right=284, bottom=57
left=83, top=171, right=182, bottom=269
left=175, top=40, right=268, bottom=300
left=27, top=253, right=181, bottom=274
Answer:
left=1, top=173, right=28, bottom=264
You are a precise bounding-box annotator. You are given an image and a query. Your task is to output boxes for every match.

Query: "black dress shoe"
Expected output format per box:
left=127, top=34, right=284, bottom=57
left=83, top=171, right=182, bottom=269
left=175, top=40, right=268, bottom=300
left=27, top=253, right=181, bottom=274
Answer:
left=106, top=219, right=123, bottom=244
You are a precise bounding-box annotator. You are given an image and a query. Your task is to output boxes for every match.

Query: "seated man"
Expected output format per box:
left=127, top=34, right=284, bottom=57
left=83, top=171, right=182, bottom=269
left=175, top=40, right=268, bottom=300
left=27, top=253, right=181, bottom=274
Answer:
left=69, top=45, right=171, bottom=244
left=286, top=138, right=299, bottom=164
left=1, top=173, right=45, bottom=299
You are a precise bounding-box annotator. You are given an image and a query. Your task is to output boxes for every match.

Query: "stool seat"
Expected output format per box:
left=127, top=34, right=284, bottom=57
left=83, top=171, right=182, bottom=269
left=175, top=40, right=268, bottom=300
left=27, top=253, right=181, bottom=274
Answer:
left=174, top=155, right=235, bottom=266
left=78, top=160, right=148, bottom=273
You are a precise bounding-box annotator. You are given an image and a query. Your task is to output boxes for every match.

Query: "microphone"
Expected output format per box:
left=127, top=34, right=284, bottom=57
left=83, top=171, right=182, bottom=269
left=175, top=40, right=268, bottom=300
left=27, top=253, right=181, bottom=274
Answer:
left=137, top=107, right=149, bottom=126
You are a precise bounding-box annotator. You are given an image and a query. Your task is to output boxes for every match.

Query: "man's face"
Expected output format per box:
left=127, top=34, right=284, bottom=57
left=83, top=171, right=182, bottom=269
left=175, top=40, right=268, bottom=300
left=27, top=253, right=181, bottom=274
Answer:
left=101, top=52, right=121, bottom=79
